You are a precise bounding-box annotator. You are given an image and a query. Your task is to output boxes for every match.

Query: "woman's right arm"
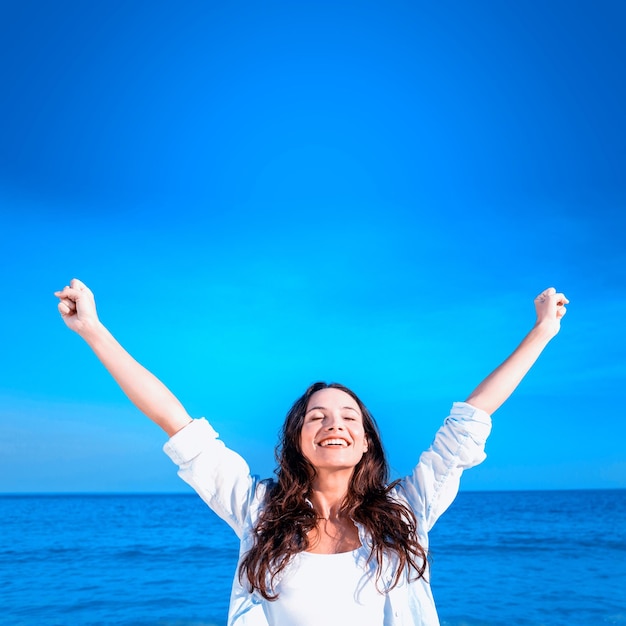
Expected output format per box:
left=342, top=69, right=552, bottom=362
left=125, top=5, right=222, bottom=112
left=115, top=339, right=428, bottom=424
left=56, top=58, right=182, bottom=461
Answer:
left=54, top=278, right=192, bottom=436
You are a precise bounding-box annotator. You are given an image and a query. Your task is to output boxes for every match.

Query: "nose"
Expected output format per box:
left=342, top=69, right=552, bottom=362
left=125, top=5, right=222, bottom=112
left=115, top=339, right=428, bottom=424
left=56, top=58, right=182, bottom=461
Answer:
left=325, top=414, right=344, bottom=431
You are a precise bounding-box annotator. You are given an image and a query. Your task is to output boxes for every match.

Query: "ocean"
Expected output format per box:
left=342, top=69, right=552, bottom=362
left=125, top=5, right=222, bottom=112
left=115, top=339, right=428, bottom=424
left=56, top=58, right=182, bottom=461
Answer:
left=1, top=490, right=625, bottom=625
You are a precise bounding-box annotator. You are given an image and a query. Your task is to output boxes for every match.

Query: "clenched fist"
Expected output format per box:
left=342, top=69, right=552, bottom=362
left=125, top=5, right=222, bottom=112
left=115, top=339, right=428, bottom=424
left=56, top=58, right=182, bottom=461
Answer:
left=534, top=287, right=569, bottom=337
left=54, top=278, right=100, bottom=335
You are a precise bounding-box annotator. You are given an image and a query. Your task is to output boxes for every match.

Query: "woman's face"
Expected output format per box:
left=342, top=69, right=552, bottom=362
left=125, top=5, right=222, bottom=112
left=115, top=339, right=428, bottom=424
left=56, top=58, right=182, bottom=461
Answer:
left=299, top=387, right=369, bottom=472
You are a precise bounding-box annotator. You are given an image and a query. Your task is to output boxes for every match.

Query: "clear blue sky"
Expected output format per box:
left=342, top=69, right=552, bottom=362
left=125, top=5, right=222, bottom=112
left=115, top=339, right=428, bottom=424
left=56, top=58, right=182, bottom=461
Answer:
left=1, top=0, right=624, bottom=492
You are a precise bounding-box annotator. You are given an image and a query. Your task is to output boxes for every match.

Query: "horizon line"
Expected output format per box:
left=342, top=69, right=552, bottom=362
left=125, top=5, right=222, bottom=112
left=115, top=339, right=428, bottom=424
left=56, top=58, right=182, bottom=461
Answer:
left=2, top=487, right=625, bottom=497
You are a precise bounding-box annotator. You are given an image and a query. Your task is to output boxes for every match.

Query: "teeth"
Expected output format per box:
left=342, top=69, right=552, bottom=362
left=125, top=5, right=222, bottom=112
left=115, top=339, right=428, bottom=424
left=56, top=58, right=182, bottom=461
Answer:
left=319, top=439, right=348, bottom=447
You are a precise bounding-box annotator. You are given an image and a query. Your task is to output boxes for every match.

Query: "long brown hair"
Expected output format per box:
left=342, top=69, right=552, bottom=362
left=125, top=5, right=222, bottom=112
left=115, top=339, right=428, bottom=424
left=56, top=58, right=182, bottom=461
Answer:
left=239, top=382, right=428, bottom=599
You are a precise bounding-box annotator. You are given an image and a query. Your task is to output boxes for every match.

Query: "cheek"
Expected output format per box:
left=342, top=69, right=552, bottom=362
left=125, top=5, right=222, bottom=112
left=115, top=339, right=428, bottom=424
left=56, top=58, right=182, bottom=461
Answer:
left=359, top=429, right=369, bottom=452
left=299, top=426, right=316, bottom=454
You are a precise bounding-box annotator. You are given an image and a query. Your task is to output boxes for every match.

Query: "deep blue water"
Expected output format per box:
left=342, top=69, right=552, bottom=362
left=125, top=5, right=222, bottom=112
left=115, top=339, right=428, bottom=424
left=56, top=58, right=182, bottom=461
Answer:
left=1, top=490, right=625, bottom=625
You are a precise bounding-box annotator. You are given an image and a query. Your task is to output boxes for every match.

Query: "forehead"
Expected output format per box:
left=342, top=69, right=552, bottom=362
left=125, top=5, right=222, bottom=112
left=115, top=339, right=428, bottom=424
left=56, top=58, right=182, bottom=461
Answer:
left=306, top=388, right=361, bottom=413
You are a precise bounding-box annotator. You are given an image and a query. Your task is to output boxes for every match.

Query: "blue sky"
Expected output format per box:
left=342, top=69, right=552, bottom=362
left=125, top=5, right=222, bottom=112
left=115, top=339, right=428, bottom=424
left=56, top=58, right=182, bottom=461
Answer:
left=1, top=0, right=624, bottom=492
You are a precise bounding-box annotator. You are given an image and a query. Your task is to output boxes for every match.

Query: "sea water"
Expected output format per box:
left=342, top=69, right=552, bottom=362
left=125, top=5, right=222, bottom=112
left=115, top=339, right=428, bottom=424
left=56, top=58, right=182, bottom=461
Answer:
left=1, top=490, right=625, bottom=625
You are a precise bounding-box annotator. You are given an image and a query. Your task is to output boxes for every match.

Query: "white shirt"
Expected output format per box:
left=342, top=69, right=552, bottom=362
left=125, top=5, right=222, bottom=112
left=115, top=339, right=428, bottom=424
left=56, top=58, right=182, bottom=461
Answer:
left=163, top=401, right=492, bottom=626
left=264, top=546, right=386, bottom=626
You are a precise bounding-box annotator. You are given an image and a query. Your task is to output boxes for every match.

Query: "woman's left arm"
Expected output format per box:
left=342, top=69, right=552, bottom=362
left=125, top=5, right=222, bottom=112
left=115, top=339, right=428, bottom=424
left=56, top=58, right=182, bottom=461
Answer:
left=465, top=287, right=569, bottom=415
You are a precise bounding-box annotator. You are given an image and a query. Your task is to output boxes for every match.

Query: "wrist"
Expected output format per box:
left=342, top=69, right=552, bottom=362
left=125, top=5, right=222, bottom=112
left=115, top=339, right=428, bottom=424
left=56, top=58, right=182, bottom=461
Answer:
left=532, top=319, right=559, bottom=341
left=78, top=319, right=108, bottom=344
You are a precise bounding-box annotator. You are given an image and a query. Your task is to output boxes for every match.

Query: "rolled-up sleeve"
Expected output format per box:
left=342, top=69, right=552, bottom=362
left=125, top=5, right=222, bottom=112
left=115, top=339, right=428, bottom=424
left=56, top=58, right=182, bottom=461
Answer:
left=163, top=418, right=255, bottom=539
left=401, top=402, right=492, bottom=531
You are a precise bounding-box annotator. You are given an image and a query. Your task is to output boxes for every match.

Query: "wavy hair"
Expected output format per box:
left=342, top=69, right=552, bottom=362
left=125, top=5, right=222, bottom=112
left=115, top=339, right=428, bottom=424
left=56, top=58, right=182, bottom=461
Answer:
left=239, top=382, right=428, bottom=599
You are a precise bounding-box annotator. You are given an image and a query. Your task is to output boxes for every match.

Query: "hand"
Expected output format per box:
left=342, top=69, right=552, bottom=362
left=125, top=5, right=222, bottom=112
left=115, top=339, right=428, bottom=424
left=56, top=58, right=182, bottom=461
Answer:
left=54, top=278, right=100, bottom=335
left=534, top=287, right=569, bottom=337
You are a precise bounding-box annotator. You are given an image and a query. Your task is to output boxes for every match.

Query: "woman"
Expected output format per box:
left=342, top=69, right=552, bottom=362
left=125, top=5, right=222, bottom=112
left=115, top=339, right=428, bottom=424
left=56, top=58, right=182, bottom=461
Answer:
left=54, top=279, right=568, bottom=626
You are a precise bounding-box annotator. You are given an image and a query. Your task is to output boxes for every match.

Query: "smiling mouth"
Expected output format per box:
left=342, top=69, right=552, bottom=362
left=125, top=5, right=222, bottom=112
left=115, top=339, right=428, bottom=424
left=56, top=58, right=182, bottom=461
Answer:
left=317, top=438, right=350, bottom=448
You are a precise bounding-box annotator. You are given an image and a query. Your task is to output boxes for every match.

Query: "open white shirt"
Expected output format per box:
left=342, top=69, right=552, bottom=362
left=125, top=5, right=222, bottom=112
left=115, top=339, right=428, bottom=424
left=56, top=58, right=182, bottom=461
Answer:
left=163, top=402, right=492, bottom=626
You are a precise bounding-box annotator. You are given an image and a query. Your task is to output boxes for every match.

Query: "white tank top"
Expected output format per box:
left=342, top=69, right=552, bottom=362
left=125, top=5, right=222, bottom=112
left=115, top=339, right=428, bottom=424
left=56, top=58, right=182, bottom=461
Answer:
left=262, top=546, right=386, bottom=626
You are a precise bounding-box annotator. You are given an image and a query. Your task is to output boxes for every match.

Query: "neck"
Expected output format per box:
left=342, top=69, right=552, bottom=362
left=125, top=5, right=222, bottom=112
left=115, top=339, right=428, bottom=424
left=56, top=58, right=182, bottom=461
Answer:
left=309, top=469, right=353, bottom=520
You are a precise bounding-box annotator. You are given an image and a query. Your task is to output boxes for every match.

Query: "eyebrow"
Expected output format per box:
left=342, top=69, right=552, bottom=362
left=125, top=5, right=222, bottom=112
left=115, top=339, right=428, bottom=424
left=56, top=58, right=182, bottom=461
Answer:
left=305, top=406, right=361, bottom=414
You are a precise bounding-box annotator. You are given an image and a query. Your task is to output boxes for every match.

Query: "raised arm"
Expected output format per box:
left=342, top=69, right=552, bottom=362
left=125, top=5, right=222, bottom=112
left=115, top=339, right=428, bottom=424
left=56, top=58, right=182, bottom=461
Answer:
left=54, top=278, right=193, bottom=436
left=465, top=287, right=568, bottom=415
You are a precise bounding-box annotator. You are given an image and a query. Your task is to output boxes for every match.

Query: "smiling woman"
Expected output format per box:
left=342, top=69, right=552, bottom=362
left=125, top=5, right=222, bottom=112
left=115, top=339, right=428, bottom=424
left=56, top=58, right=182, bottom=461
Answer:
left=54, top=278, right=568, bottom=626
left=240, top=382, right=427, bottom=614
